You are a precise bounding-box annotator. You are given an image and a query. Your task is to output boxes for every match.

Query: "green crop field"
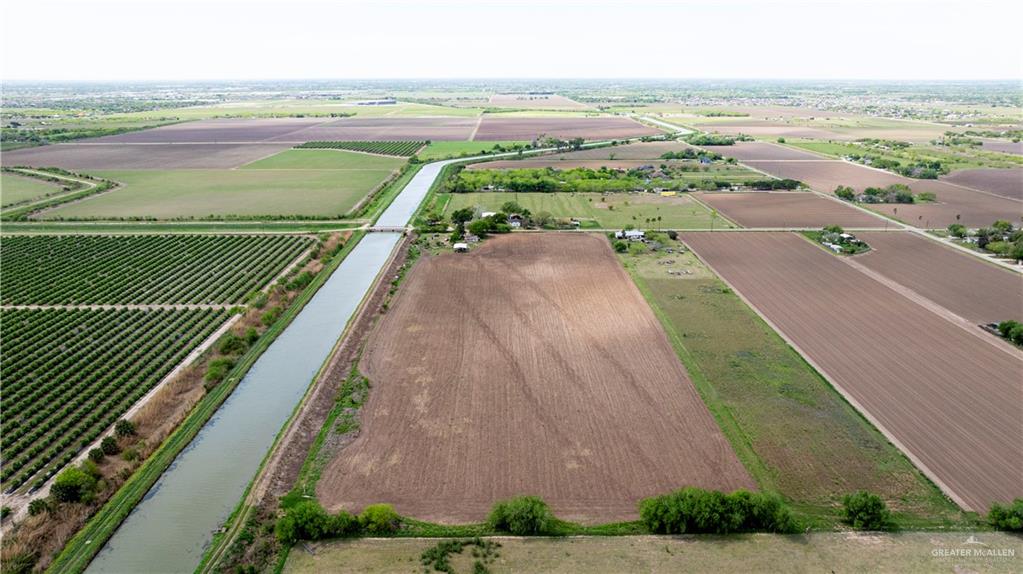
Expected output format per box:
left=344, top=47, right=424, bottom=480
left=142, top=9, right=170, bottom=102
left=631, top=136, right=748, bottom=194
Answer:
left=417, top=141, right=530, bottom=160
left=1, top=234, right=314, bottom=305
left=0, top=307, right=229, bottom=490
left=441, top=191, right=732, bottom=229
left=38, top=168, right=396, bottom=219
left=1, top=172, right=63, bottom=207
left=621, top=248, right=962, bottom=525
left=240, top=149, right=406, bottom=170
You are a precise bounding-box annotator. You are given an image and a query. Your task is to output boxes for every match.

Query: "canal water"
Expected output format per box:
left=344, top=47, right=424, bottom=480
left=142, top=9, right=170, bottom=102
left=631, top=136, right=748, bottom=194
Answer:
left=86, top=156, right=498, bottom=572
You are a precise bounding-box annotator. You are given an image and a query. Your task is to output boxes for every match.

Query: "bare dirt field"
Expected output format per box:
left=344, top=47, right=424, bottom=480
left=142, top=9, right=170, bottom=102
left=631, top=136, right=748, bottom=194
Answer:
left=743, top=160, right=1022, bottom=228
left=487, top=94, right=591, bottom=110
left=286, top=533, right=1023, bottom=574
left=703, top=124, right=852, bottom=141
left=473, top=117, right=660, bottom=142
left=90, top=118, right=326, bottom=143
left=702, top=142, right=827, bottom=161
left=267, top=117, right=478, bottom=142
left=548, top=140, right=693, bottom=160
left=941, top=168, right=1023, bottom=200
left=981, top=139, right=1023, bottom=155
left=681, top=231, right=1023, bottom=512
left=854, top=232, right=1023, bottom=324
left=694, top=192, right=887, bottom=228
left=0, top=143, right=290, bottom=169
left=317, top=234, right=754, bottom=523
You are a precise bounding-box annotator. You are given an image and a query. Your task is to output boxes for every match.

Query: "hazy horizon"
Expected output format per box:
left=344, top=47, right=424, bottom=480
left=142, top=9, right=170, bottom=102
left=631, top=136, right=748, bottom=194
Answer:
left=3, top=0, right=1021, bottom=82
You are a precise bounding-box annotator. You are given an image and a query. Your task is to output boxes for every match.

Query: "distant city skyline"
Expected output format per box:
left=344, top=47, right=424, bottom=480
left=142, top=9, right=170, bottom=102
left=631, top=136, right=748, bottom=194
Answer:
left=3, top=0, right=1021, bottom=81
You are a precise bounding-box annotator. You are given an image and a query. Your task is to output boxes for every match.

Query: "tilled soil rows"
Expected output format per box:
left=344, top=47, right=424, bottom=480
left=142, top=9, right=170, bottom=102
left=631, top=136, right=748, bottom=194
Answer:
left=317, top=233, right=754, bottom=523
left=855, top=231, right=1023, bottom=324
left=742, top=160, right=1022, bottom=228
left=0, top=143, right=292, bottom=169
left=681, top=231, right=1023, bottom=512
left=695, top=191, right=887, bottom=228
left=473, top=117, right=660, bottom=141
left=941, top=168, right=1023, bottom=200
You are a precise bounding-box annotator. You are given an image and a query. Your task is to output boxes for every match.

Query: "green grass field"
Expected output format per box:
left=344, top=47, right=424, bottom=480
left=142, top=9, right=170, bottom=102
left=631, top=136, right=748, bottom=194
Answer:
left=621, top=247, right=963, bottom=525
left=240, top=149, right=406, bottom=170
left=1, top=173, right=63, bottom=206
left=40, top=169, right=393, bottom=219
left=417, top=141, right=529, bottom=161
left=441, top=192, right=731, bottom=229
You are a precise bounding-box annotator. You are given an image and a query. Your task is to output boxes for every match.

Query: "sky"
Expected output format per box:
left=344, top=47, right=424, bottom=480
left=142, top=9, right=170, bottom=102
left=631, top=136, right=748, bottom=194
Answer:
left=2, top=0, right=1021, bottom=82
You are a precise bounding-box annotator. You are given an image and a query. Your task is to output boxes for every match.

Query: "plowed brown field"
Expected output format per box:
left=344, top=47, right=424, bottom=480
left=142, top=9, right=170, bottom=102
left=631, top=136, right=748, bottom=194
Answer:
left=703, top=142, right=826, bottom=161
left=473, top=117, right=660, bottom=142
left=695, top=192, right=887, bottom=228
left=855, top=232, right=1023, bottom=324
left=682, top=232, right=1023, bottom=512
left=0, top=143, right=290, bottom=169
left=268, top=117, right=477, bottom=142
left=743, top=160, right=1022, bottom=228
left=488, top=94, right=591, bottom=110
left=92, top=118, right=325, bottom=143
left=317, top=234, right=754, bottom=523
left=942, top=168, right=1023, bottom=200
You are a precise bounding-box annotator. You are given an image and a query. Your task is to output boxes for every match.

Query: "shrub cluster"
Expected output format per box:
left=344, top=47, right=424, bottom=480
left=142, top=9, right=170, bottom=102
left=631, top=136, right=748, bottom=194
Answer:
left=274, top=501, right=400, bottom=544
left=841, top=491, right=893, bottom=530
left=638, top=488, right=797, bottom=534
left=996, top=320, right=1023, bottom=346
left=487, top=496, right=554, bottom=535
left=988, top=499, right=1023, bottom=531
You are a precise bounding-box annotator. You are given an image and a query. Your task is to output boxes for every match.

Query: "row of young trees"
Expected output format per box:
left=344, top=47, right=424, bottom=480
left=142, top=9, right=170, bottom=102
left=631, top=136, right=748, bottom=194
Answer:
left=833, top=183, right=933, bottom=204
left=273, top=488, right=1023, bottom=546
left=1, top=234, right=313, bottom=306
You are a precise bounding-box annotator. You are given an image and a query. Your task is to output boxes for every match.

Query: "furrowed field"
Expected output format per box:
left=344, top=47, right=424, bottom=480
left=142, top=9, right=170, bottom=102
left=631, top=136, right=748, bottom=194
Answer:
left=619, top=247, right=960, bottom=524
left=0, top=307, right=228, bottom=490
left=1, top=234, right=314, bottom=305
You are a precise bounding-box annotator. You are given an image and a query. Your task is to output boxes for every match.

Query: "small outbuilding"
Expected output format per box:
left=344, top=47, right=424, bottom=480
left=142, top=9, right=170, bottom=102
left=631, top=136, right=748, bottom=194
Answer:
left=615, top=230, right=646, bottom=241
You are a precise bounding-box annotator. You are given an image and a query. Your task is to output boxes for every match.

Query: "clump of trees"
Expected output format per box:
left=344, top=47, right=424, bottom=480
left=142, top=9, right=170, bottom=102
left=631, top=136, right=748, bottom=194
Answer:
left=660, top=148, right=722, bottom=161
left=684, top=133, right=752, bottom=145
left=274, top=501, right=401, bottom=544
left=638, top=487, right=797, bottom=534
left=834, top=183, right=917, bottom=204
left=988, top=499, right=1023, bottom=531
left=52, top=462, right=102, bottom=503
left=749, top=178, right=801, bottom=191
left=950, top=220, right=1023, bottom=261
left=996, top=320, right=1023, bottom=346
left=841, top=491, right=894, bottom=530
left=488, top=496, right=554, bottom=535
